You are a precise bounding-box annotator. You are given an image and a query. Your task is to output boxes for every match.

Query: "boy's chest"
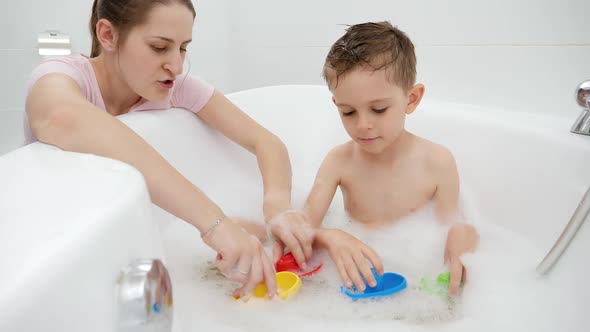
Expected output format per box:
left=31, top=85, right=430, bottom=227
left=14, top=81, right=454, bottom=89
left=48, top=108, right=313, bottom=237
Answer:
left=340, top=162, right=437, bottom=223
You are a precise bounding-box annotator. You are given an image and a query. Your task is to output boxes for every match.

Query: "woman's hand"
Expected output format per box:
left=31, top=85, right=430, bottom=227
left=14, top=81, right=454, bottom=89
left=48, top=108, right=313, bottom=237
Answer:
left=268, top=210, right=315, bottom=270
left=201, top=217, right=277, bottom=300
left=316, top=228, right=384, bottom=292
left=444, top=223, right=479, bottom=296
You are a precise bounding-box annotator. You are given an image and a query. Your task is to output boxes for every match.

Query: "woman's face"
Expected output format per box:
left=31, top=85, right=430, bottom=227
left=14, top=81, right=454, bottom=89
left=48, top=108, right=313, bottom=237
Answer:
left=117, top=3, right=194, bottom=101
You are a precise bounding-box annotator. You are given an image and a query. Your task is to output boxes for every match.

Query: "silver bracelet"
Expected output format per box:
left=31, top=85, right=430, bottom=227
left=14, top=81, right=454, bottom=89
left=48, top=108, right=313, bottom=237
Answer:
left=201, top=216, right=224, bottom=239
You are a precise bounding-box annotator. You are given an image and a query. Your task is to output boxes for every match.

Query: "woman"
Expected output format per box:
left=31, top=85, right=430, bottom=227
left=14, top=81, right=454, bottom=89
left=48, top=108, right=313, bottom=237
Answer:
left=25, top=0, right=313, bottom=299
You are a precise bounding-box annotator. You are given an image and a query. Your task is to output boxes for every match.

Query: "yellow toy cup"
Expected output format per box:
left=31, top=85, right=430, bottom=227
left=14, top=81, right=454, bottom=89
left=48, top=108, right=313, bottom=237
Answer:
left=234, top=271, right=301, bottom=301
left=255, top=271, right=301, bottom=300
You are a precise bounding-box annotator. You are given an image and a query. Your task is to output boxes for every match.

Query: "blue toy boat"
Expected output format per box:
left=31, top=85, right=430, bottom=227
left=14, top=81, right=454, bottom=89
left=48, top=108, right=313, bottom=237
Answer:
left=340, top=268, right=407, bottom=300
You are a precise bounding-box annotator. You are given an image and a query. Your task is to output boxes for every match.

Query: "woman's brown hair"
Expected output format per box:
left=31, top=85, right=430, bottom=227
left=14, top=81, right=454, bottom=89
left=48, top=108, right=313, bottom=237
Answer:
left=89, top=0, right=196, bottom=57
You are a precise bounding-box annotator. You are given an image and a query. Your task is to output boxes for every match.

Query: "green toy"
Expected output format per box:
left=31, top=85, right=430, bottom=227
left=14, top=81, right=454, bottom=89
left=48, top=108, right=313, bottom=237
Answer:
left=420, top=272, right=452, bottom=297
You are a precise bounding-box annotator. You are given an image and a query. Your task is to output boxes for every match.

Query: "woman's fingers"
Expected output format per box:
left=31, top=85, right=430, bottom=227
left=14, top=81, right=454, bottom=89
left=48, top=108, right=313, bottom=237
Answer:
left=270, top=211, right=314, bottom=270
left=292, top=220, right=314, bottom=262
left=231, top=254, right=253, bottom=282
left=206, top=219, right=277, bottom=299
left=233, top=253, right=262, bottom=299
left=272, top=240, right=285, bottom=264
left=207, top=220, right=241, bottom=276
left=260, top=243, right=277, bottom=299
left=215, top=250, right=239, bottom=278
left=279, top=231, right=307, bottom=270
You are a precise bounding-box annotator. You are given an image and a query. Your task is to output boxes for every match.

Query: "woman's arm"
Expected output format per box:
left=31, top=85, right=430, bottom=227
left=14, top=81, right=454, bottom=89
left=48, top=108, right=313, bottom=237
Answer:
left=28, top=74, right=224, bottom=232
left=26, top=74, right=276, bottom=298
left=196, top=90, right=292, bottom=219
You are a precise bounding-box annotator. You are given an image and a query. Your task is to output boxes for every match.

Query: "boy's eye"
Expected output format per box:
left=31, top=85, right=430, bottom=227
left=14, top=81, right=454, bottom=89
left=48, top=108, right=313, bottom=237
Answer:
left=372, top=108, right=388, bottom=114
left=342, top=110, right=356, bottom=116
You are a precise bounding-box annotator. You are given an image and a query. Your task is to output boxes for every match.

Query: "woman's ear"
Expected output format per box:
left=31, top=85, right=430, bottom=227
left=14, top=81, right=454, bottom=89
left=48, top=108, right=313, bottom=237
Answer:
left=405, top=83, right=425, bottom=115
left=95, top=18, right=119, bottom=53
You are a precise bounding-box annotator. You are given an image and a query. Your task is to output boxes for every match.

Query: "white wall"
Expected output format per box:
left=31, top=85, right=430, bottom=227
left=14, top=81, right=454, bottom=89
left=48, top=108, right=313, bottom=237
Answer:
left=0, top=0, right=93, bottom=156
left=1, top=0, right=589, bottom=155
left=0, top=0, right=230, bottom=155
left=229, top=0, right=590, bottom=117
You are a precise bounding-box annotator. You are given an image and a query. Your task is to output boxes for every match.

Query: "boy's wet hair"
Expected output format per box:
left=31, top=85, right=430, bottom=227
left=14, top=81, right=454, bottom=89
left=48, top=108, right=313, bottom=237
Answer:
left=323, top=21, right=416, bottom=91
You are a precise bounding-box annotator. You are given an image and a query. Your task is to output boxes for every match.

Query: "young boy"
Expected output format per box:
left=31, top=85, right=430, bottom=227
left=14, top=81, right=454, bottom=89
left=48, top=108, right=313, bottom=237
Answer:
left=304, top=21, right=478, bottom=296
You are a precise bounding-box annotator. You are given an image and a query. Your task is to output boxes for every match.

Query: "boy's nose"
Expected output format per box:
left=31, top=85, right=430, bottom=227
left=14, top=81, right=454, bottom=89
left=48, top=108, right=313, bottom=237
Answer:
left=356, top=114, right=373, bottom=130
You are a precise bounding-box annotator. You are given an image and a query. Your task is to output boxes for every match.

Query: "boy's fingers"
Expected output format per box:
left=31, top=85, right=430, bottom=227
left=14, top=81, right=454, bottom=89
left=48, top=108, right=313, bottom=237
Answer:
left=463, top=265, right=468, bottom=282
left=335, top=257, right=352, bottom=288
left=343, top=255, right=365, bottom=291
left=362, top=246, right=384, bottom=275
left=449, top=258, right=463, bottom=296
left=354, top=253, right=376, bottom=288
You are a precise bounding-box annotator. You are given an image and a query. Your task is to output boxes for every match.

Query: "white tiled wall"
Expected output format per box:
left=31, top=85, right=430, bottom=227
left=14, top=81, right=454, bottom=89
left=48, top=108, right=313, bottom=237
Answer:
left=228, top=0, right=590, bottom=118
left=0, top=0, right=93, bottom=155
left=1, top=0, right=589, bottom=155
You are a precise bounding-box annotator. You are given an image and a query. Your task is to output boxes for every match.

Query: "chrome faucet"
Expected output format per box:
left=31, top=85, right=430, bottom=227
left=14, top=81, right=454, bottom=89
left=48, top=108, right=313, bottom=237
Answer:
left=536, top=186, right=590, bottom=275
left=117, top=259, right=173, bottom=332
left=571, top=80, right=590, bottom=135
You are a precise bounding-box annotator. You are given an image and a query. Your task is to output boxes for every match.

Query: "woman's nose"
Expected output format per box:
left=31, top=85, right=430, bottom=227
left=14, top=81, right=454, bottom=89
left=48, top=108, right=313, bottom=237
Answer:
left=164, top=52, right=184, bottom=76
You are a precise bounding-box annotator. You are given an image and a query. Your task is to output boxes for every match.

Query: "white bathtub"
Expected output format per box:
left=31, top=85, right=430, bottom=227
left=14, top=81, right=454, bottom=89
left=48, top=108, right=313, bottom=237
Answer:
left=1, top=85, right=589, bottom=331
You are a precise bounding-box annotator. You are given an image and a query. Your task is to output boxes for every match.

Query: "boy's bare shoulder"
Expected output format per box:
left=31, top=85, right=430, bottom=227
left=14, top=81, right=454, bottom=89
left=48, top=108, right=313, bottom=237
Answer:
left=324, top=141, right=354, bottom=163
left=315, top=141, right=354, bottom=182
left=414, top=135, right=456, bottom=171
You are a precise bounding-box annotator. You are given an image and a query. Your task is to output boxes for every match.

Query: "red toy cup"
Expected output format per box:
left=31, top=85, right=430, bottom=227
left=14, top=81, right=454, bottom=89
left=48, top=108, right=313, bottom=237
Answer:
left=275, top=252, right=322, bottom=277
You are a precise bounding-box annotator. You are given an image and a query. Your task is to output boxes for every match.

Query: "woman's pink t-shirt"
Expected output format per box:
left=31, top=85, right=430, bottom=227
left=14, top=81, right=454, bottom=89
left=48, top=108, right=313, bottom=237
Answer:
left=24, top=54, right=215, bottom=144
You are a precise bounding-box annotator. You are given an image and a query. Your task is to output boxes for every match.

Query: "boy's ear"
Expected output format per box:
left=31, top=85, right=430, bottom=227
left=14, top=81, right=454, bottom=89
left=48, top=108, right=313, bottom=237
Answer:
left=96, top=18, right=119, bottom=52
left=405, top=83, right=425, bottom=115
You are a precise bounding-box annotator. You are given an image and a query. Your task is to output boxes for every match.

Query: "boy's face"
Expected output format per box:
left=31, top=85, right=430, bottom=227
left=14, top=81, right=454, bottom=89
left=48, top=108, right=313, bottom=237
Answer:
left=330, top=67, right=423, bottom=154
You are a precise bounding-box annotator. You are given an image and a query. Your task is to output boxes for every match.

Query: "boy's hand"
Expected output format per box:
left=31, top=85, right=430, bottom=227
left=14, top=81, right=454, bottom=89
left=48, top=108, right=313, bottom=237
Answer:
left=316, top=228, right=384, bottom=292
left=268, top=210, right=315, bottom=270
left=444, top=223, right=479, bottom=296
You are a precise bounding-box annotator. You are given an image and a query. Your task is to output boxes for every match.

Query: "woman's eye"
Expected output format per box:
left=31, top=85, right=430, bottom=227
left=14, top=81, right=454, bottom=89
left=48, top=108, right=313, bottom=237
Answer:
left=342, top=111, right=356, bottom=116
left=180, top=47, right=188, bottom=53
left=372, top=108, right=387, bottom=114
left=151, top=46, right=168, bottom=53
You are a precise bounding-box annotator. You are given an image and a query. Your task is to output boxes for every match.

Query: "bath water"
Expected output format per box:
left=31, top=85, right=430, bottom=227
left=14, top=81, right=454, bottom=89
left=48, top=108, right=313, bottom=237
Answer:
left=159, top=194, right=581, bottom=332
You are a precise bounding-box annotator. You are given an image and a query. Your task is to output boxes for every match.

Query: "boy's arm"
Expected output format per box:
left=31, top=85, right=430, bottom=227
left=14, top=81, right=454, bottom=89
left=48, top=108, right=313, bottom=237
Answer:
left=304, top=148, right=342, bottom=228
left=432, top=147, right=478, bottom=296
left=305, top=148, right=384, bottom=289
left=432, top=147, right=461, bottom=222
